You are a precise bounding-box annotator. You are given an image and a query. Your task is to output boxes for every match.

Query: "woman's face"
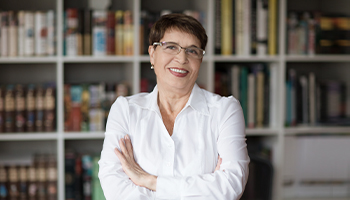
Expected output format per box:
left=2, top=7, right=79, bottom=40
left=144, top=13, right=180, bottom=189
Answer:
left=149, top=29, right=202, bottom=93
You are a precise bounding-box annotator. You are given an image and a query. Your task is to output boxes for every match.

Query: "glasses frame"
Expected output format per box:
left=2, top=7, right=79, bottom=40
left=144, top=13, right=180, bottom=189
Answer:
left=153, top=41, right=205, bottom=59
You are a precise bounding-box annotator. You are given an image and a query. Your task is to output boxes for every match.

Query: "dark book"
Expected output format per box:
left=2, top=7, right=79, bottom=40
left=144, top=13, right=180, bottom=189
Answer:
left=0, top=165, right=9, bottom=200
left=74, top=154, right=83, bottom=200
left=46, top=154, right=57, bottom=200
left=82, top=155, right=92, bottom=200
left=106, top=11, right=115, bottom=55
left=36, top=154, right=47, bottom=200
left=26, top=84, right=36, bottom=132
left=8, top=166, right=20, bottom=200
left=64, top=84, right=72, bottom=131
left=65, top=151, right=76, bottom=200
left=5, top=84, right=15, bottom=133
left=15, top=84, right=26, bottom=132
left=214, top=0, right=221, bottom=54
left=43, top=84, right=56, bottom=132
left=27, top=165, right=37, bottom=200
left=35, top=85, right=44, bottom=132
left=0, top=85, right=4, bottom=133
left=18, top=166, right=28, bottom=200
left=81, top=84, right=90, bottom=132
left=83, top=10, right=92, bottom=55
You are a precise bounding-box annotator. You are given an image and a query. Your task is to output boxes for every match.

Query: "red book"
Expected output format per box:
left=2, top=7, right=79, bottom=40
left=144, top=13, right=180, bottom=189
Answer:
left=106, top=11, right=115, bottom=55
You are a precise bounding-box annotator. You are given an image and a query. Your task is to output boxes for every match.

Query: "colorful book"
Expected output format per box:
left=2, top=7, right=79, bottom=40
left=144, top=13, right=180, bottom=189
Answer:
left=123, top=10, right=133, bottom=56
left=115, top=10, right=124, bottom=55
left=256, top=0, right=268, bottom=56
left=35, top=11, right=48, bottom=56
left=24, top=11, right=35, bottom=56
left=92, top=10, right=107, bottom=56
left=106, top=11, right=115, bottom=55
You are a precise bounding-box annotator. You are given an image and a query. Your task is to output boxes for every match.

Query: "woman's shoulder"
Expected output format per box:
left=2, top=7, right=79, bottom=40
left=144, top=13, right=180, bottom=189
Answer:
left=113, top=92, right=153, bottom=109
left=200, top=88, right=241, bottom=109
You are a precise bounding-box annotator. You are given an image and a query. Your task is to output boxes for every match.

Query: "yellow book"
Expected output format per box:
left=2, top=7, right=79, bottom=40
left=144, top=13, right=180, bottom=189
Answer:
left=268, top=0, right=277, bottom=55
left=123, top=10, right=134, bottom=56
left=221, top=0, right=232, bottom=55
left=115, top=10, right=124, bottom=55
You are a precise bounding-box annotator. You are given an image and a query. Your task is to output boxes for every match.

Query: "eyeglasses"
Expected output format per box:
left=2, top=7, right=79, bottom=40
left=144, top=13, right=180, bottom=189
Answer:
left=153, top=42, right=205, bottom=59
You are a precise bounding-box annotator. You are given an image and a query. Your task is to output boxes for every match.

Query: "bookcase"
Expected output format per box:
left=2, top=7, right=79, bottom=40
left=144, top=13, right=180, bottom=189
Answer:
left=0, top=0, right=350, bottom=199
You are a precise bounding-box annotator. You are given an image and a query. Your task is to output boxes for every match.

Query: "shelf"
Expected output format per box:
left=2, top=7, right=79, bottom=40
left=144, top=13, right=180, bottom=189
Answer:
left=214, top=55, right=280, bottom=62
left=63, top=56, right=135, bottom=63
left=285, top=126, right=350, bottom=135
left=246, top=128, right=279, bottom=136
left=286, top=55, right=350, bottom=62
left=0, top=133, right=58, bottom=141
left=64, top=132, right=105, bottom=140
left=0, top=57, right=57, bottom=63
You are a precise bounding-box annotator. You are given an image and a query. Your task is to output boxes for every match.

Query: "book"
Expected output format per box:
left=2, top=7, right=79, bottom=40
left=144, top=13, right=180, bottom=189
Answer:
left=65, top=8, right=78, bottom=56
left=268, top=0, right=277, bottom=55
left=70, top=85, right=83, bottom=132
left=0, top=165, right=9, bottom=200
left=83, top=10, right=92, bottom=55
left=106, top=11, right=115, bottom=55
left=65, top=151, right=76, bottom=200
left=256, top=0, right=268, bottom=56
left=46, top=154, right=57, bottom=200
left=123, top=10, right=133, bottom=56
left=8, top=11, right=18, bottom=57
left=82, top=155, right=92, bottom=200
left=92, top=10, right=107, bottom=56
left=36, top=154, right=47, bottom=200
left=77, top=10, right=84, bottom=56
left=287, top=12, right=298, bottom=54
left=235, top=0, right=244, bottom=55
left=15, top=84, right=26, bottom=132
left=221, top=0, right=233, bottom=55
left=35, top=11, right=48, bottom=56
left=0, top=12, right=9, bottom=57
left=247, top=73, right=255, bottom=128
left=18, top=11, right=26, bottom=57
left=308, top=72, right=316, bottom=125
left=27, top=165, right=37, bottom=200
left=240, top=67, right=248, bottom=126
left=231, top=65, right=240, bottom=100
left=92, top=156, right=105, bottom=200
left=298, top=75, right=309, bottom=125
left=81, top=84, right=90, bottom=132
left=0, top=86, right=4, bottom=133
left=46, top=10, right=55, bottom=56
left=255, top=67, right=265, bottom=128
left=75, top=154, right=83, bottom=200
left=35, top=85, right=44, bottom=132
left=115, top=10, right=124, bottom=55
left=18, top=166, right=28, bottom=200
left=24, top=11, right=35, bottom=56
left=5, top=84, right=15, bottom=132
left=25, top=84, right=35, bottom=132
left=8, top=165, right=20, bottom=199
left=242, top=0, right=251, bottom=55
left=44, top=84, right=56, bottom=132
left=214, top=0, right=221, bottom=54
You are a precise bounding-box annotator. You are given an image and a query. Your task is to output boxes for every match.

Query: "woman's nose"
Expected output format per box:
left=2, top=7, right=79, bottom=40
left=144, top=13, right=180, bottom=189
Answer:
left=175, top=48, right=188, bottom=64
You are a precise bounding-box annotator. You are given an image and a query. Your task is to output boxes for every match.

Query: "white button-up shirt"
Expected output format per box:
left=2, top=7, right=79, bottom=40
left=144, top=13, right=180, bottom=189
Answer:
left=98, top=84, right=249, bottom=200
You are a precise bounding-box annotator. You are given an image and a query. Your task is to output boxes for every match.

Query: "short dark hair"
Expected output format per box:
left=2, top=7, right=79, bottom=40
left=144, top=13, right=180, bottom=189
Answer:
left=149, top=13, right=208, bottom=50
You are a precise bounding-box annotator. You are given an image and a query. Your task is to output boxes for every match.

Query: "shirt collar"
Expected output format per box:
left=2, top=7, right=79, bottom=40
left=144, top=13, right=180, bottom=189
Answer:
left=144, top=83, right=210, bottom=116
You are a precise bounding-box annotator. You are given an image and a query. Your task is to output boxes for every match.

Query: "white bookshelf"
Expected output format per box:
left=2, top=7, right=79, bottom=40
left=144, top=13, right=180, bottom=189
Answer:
left=0, top=0, right=350, bottom=199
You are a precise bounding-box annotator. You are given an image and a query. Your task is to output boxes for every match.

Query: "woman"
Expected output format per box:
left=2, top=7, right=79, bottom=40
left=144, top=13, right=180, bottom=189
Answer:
left=98, top=13, right=249, bottom=200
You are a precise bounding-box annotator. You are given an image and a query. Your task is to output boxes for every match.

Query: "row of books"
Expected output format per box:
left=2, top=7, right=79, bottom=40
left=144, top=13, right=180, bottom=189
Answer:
left=0, top=10, right=55, bottom=57
left=215, top=0, right=278, bottom=56
left=0, top=154, right=57, bottom=200
left=65, top=151, right=105, bottom=200
left=0, top=83, right=56, bottom=133
left=285, top=69, right=349, bottom=127
left=64, top=9, right=133, bottom=56
left=64, top=82, right=128, bottom=132
left=140, top=10, right=207, bottom=55
left=215, top=63, right=276, bottom=128
left=287, top=11, right=350, bottom=55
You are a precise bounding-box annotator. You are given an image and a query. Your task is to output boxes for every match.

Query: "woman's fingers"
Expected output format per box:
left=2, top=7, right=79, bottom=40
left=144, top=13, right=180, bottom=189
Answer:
left=214, top=156, right=222, bottom=172
left=124, top=135, right=134, bottom=159
left=119, top=138, right=130, bottom=159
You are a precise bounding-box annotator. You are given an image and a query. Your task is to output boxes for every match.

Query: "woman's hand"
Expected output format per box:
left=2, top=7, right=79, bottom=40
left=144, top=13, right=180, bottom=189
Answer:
left=214, top=155, right=223, bottom=172
left=114, top=134, right=157, bottom=191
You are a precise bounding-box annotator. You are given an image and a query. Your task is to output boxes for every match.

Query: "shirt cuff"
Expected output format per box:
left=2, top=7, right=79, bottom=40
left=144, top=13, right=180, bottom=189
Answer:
left=156, top=176, right=182, bottom=199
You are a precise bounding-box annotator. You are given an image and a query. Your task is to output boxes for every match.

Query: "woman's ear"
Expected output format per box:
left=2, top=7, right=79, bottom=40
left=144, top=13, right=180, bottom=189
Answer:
left=148, top=45, right=155, bottom=65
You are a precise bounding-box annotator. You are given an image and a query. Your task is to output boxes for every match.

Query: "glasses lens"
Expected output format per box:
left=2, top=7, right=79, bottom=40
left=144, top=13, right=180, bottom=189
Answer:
left=186, top=48, right=203, bottom=59
left=162, top=43, right=180, bottom=54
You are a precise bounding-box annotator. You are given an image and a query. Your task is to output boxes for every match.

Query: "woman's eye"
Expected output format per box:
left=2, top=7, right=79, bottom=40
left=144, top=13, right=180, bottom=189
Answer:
left=187, top=48, right=199, bottom=55
left=165, top=45, right=177, bottom=50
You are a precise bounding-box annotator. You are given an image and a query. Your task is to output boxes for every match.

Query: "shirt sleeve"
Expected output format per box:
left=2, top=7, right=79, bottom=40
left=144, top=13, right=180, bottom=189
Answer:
left=155, top=98, right=250, bottom=200
left=98, top=96, right=156, bottom=200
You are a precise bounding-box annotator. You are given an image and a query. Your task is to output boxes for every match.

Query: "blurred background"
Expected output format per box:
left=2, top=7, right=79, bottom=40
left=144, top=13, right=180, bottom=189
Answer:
left=0, top=0, right=350, bottom=199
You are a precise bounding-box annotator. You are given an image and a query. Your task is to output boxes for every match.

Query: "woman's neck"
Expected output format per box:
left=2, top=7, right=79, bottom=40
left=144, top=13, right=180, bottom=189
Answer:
left=157, top=85, right=193, bottom=116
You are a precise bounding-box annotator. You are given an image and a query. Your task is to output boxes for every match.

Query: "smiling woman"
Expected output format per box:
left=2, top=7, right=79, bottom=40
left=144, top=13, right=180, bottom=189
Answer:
left=98, top=13, right=250, bottom=200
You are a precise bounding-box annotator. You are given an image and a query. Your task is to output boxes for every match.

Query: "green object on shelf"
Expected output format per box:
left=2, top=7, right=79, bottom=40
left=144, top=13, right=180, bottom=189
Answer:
left=92, top=156, right=105, bottom=200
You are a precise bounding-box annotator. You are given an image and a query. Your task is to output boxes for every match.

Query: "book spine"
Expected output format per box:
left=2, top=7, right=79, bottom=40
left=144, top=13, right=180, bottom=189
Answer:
left=76, top=10, right=84, bottom=56
left=81, top=85, right=90, bottom=132
left=221, top=0, right=232, bottom=55
left=83, top=10, right=92, bottom=55
left=309, top=72, right=316, bottom=125
left=106, top=11, right=115, bottom=55
left=66, top=8, right=78, bottom=56
left=65, top=152, right=75, bottom=200
left=235, top=0, right=244, bottom=55
left=231, top=65, right=240, bottom=100
left=115, top=10, right=124, bottom=55
left=256, top=0, right=268, bottom=56
left=0, top=86, right=4, bottom=133
left=1, top=12, right=9, bottom=57
left=46, top=10, right=55, bottom=56
left=240, top=67, right=248, bottom=126
left=26, top=84, right=36, bottom=132
left=214, top=0, right=221, bottom=54
left=15, top=84, right=26, bottom=132
left=44, top=84, right=55, bottom=132
left=250, top=0, right=257, bottom=54
left=0, top=165, right=9, bottom=200
left=299, top=76, right=309, bottom=125
left=256, top=71, right=265, bottom=127
left=18, top=166, right=28, bottom=200
left=74, top=155, right=83, bottom=200
left=27, top=165, right=37, bottom=200
left=92, top=157, right=105, bottom=200
left=92, top=10, right=107, bottom=56
left=5, top=85, right=15, bottom=132
left=8, top=11, right=18, bottom=57
left=70, top=85, right=82, bottom=132
left=46, top=154, right=57, bottom=200
left=36, top=155, right=47, bottom=200
left=8, top=166, right=20, bottom=200
left=24, top=12, right=35, bottom=56
left=287, top=12, right=298, bottom=54
left=247, top=73, right=255, bottom=128
left=82, top=155, right=92, bottom=200
left=18, top=11, right=26, bottom=57
left=123, top=10, right=133, bottom=56
left=64, top=84, right=72, bottom=131
left=35, top=85, right=44, bottom=132
left=268, top=0, right=277, bottom=55
left=35, top=11, right=47, bottom=56
left=242, top=0, right=251, bottom=56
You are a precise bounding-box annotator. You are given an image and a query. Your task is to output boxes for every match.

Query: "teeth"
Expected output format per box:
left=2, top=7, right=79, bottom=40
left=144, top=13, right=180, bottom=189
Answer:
left=170, top=68, right=187, bottom=73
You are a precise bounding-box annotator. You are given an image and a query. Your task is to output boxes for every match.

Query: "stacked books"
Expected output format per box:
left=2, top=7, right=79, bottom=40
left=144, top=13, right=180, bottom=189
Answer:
left=0, top=10, right=55, bottom=57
